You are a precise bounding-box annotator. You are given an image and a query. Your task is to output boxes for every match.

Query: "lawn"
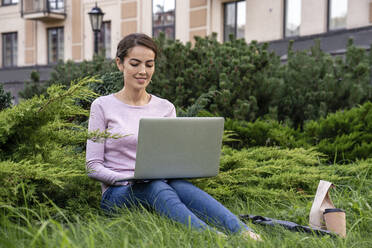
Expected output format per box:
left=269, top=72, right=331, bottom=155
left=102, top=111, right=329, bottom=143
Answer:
left=1, top=147, right=371, bottom=248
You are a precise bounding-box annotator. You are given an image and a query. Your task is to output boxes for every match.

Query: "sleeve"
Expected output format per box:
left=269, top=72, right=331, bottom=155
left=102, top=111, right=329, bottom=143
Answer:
left=85, top=99, right=126, bottom=185
left=165, top=103, right=177, bottom=117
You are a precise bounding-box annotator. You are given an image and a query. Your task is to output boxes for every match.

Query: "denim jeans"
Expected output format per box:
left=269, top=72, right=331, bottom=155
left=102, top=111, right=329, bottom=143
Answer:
left=101, top=179, right=251, bottom=234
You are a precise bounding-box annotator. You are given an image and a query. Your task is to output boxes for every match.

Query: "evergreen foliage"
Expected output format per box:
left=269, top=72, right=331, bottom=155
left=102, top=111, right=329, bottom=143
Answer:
left=18, top=71, right=46, bottom=100
left=276, top=39, right=372, bottom=127
left=114, top=34, right=371, bottom=127
left=192, top=146, right=371, bottom=205
left=149, top=33, right=282, bottom=122
left=18, top=55, right=118, bottom=100
left=223, top=102, right=372, bottom=162
left=176, top=91, right=219, bottom=117
left=0, top=83, right=12, bottom=110
left=17, top=34, right=372, bottom=128
left=0, top=78, right=371, bottom=245
left=223, top=118, right=304, bottom=150
left=0, top=77, right=119, bottom=210
left=49, top=55, right=117, bottom=88
left=91, top=71, right=123, bottom=96
left=303, top=101, right=372, bottom=163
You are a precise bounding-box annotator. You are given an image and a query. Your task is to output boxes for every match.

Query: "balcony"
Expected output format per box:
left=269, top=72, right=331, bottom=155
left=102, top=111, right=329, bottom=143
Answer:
left=21, top=0, right=66, bottom=21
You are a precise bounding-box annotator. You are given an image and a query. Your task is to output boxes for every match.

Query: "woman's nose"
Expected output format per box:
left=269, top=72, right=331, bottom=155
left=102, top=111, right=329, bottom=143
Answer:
left=138, top=64, right=146, bottom=74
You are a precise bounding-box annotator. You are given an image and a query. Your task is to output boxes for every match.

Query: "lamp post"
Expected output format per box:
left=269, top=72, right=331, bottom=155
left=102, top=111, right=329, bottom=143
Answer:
left=88, top=2, right=105, bottom=55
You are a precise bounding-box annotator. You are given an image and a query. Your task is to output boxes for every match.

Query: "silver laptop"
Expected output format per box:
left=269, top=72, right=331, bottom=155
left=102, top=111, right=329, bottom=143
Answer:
left=124, top=117, right=224, bottom=181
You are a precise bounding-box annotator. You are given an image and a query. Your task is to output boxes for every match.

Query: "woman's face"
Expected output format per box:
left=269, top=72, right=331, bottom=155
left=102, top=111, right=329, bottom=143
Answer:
left=116, top=45, right=155, bottom=91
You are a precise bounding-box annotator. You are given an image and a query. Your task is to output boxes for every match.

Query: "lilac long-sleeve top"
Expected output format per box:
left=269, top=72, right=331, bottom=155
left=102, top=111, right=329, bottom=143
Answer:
left=86, top=94, right=176, bottom=194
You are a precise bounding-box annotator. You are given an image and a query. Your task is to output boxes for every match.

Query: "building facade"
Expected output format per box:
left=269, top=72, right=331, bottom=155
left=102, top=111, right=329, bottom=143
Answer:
left=1, top=0, right=372, bottom=102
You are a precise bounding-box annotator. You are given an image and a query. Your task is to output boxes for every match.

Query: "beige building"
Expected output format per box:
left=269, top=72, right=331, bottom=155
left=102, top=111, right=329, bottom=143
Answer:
left=1, top=0, right=372, bottom=101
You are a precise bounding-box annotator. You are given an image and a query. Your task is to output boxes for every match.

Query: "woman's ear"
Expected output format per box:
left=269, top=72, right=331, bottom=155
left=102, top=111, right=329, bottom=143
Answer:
left=116, top=57, right=124, bottom=72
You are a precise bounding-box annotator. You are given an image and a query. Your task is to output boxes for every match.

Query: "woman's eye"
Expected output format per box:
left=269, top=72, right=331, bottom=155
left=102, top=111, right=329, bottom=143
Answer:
left=146, top=64, right=154, bottom=68
left=130, top=63, right=139, bottom=67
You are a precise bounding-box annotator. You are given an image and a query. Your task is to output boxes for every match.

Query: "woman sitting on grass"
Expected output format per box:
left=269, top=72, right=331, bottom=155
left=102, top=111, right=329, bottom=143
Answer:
left=86, top=33, right=261, bottom=241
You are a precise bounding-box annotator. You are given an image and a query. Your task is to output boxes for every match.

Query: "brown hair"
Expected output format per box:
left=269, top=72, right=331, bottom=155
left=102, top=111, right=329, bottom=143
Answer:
left=116, top=33, right=158, bottom=63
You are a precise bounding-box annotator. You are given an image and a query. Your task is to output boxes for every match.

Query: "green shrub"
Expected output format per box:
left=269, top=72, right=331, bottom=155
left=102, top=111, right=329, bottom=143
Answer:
left=18, top=55, right=118, bottom=100
left=303, top=101, right=372, bottom=163
left=150, top=35, right=371, bottom=127
left=2, top=79, right=372, bottom=215
left=49, top=55, right=117, bottom=88
left=223, top=118, right=305, bottom=149
left=25, top=34, right=372, bottom=128
left=75, top=71, right=124, bottom=112
left=192, top=146, right=371, bottom=205
left=92, top=71, right=123, bottom=96
left=0, top=77, right=108, bottom=210
left=276, top=39, right=372, bottom=128
left=216, top=102, right=372, bottom=163
left=18, top=71, right=46, bottom=100
left=0, top=84, right=12, bottom=111
left=149, top=33, right=281, bottom=122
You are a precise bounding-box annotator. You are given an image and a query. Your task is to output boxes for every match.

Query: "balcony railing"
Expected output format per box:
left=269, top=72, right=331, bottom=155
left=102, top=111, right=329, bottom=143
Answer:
left=21, top=0, right=66, bottom=21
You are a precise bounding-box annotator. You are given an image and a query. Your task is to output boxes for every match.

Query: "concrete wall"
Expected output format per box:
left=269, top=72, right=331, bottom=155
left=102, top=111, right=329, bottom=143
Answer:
left=0, top=65, right=53, bottom=104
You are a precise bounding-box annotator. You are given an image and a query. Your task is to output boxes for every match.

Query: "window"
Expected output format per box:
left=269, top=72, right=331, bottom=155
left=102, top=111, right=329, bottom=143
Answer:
left=97, top=21, right=111, bottom=59
left=328, top=0, right=348, bottom=31
left=152, top=0, right=175, bottom=39
left=223, top=1, right=246, bottom=42
left=2, top=0, right=18, bottom=6
left=2, top=32, right=17, bottom=67
left=48, top=0, right=64, bottom=11
left=284, top=0, right=301, bottom=37
left=47, top=27, right=64, bottom=64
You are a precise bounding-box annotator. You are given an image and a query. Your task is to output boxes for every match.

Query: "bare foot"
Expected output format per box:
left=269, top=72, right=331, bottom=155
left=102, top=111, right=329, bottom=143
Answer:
left=242, top=230, right=262, bottom=241
left=216, top=231, right=227, bottom=239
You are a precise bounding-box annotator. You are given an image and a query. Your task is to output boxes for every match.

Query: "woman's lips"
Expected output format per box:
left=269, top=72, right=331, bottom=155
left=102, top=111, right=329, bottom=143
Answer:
left=136, top=78, right=146, bottom=83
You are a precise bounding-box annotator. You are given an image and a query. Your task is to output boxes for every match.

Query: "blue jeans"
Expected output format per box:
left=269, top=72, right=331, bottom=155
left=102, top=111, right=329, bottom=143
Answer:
left=101, top=179, right=251, bottom=234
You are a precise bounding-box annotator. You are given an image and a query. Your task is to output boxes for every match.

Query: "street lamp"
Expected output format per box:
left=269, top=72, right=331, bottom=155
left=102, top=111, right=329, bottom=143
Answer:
left=88, top=2, right=105, bottom=55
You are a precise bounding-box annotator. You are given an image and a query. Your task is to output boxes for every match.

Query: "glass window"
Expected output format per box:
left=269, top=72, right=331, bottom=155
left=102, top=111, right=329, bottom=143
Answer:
left=2, top=32, right=17, bottom=67
left=48, top=27, right=64, bottom=64
left=224, top=1, right=246, bottom=42
left=284, top=0, right=301, bottom=37
left=152, top=0, right=175, bottom=39
left=328, top=0, right=347, bottom=30
left=2, top=0, right=18, bottom=5
left=97, top=21, right=111, bottom=59
left=48, top=0, right=64, bottom=10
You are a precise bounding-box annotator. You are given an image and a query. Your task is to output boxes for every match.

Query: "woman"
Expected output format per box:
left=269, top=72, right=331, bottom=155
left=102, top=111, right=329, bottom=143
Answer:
left=86, top=33, right=261, bottom=241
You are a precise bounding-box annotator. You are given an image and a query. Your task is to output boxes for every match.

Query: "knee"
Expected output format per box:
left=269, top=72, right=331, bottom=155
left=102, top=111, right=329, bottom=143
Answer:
left=100, top=186, right=133, bottom=213
left=147, top=179, right=169, bottom=191
left=147, top=180, right=176, bottom=197
left=168, top=179, right=192, bottom=189
left=145, top=180, right=182, bottom=205
left=169, top=180, right=203, bottom=196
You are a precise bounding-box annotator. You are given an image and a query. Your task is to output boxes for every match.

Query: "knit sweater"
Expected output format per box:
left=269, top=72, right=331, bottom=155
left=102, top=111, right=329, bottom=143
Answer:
left=85, top=94, right=176, bottom=193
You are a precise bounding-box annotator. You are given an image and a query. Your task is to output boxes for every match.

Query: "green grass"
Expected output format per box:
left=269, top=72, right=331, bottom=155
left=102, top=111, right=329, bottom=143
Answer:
left=0, top=189, right=371, bottom=248
left=1, top=147, right=371, bottom=247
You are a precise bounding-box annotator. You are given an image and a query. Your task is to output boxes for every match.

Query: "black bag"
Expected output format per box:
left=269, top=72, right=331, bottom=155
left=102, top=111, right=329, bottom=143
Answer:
left=239, top=214, right=337, bottom=237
